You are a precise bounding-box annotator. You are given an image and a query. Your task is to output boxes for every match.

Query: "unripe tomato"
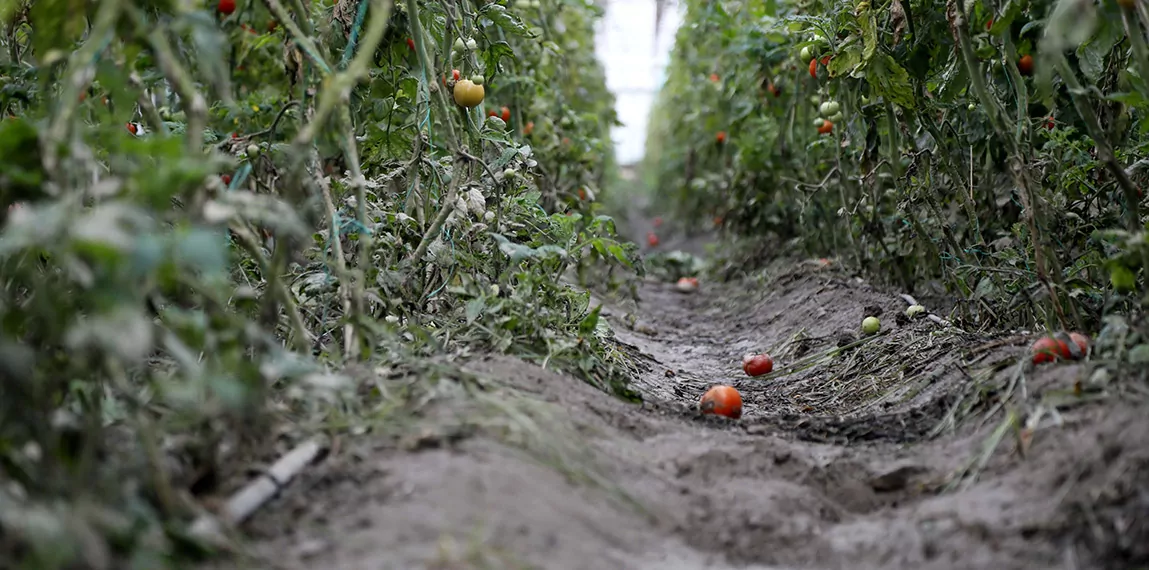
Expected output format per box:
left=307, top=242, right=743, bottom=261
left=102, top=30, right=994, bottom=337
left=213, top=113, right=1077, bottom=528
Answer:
left=453, top=79, right=485, bottom=107
left=466, top=38, right=478, bottom=50
left=819, top=100, right=840, bottom=116
left=454, top=38, right=466, bottom=51
left=471, top=74, right=485, bottom=85
left=800, top=46, right=812, bottom=61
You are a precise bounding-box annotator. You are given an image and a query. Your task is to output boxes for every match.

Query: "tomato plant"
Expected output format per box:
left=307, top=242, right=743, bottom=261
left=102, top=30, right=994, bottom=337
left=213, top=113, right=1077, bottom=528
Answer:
left=644, top=0, right=1149, bottom=347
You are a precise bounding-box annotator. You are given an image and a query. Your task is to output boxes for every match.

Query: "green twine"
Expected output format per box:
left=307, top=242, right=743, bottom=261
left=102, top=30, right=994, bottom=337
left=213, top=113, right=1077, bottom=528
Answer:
left=339, top=0, right=372, bottom=70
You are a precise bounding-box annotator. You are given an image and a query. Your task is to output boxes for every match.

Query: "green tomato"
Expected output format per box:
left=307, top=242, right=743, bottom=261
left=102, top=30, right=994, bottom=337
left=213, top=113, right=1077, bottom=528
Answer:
left=466, top=38, right=478, bottom=50
left=905, top=304, right=925, bottom=318
left=968, top=102, right=977, bottom=111
left=453, top=38, right=466, bottom=51
left=800, top=46, right=812, bottom=61
left=809, top=95, right=821, bottom=106
left=827, top=111, right=843, bottom=123
left=862, top=316, right=881, bottom=335
left=860, top=95, right=870, bottom=105
left=819, top=100, right=840, bottom=116
left=246, top=143, right=260, bottom=157
left=814, top=118, right=825, bottom=128
left=471, top=74, right=485, bottom=86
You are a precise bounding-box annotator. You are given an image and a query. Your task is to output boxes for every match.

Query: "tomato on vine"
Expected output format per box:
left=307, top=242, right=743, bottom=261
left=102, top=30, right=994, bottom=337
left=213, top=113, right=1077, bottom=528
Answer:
left=809, top=58, right=817, bottom=78
left=1018, top=54, right=1034, bottom=76
left=716, top=131, right=726, bottom=144
left=500, top=106, right=511, bottom=122
left=453, top=79, right=485, bottom=108
left=523, top=121, right=534, bottom=136
left=817, top=120, right=833, bottom=135
left=218, top=0, right=236, bottom=15
left=406, top=38, right=416, bottom=50
left=709, top=73, right=719, bottom=82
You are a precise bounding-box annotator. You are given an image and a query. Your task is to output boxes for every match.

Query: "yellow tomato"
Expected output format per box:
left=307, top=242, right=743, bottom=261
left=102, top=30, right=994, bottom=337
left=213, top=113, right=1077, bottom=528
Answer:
left=453, top=79, right=485, bottom=108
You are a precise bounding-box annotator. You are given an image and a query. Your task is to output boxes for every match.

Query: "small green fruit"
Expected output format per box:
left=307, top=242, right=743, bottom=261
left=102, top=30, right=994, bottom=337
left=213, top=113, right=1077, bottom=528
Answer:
left=453, top=38, right=466, bottom=51
left=827, top=111, right=843, bottom=123
left=246, top=143, right=260, bottom=157
left=471, top=75, right=485, bottom=86
left=800, top=46, right=812, bottom=61
left=905, top=304, right=925, bottom=318
left=814, top=118, right=825, bottom=128
left=466, top=38, right=478, bottom=50
left=819, top=100, right=840, bottom=116
left=862, top=316, right=881, bottom=335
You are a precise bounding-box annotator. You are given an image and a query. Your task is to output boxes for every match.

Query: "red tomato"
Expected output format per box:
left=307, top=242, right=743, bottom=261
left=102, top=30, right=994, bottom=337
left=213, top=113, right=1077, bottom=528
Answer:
left=218, top=0, right=236, bottom=15
left=809, top=58, right=817, bottom=78
left=577, top=188, right=587, bottom=200
left=1045, top=116, right=1055, bottom=130
left=501, top=106, right=511, bottom=122
left=709, top=73, right=719, bottom=82
left=986, top=19, right=993, bottom=30
left=700, top=385, right=743, bottom=419
left=488, top=110, right=498, bottom=117
left=646, top=232, right=660, bottom=247
left=126, top=122, right=137, bottom=134
left=818, top=120, right=834, bottom=135
left=716, top=131, right=727, bottom=144
left=820, top=55, right=831, bottom=66
left=1031, top=336, right=1070, bottom=364
left=1018, top=54, right=1034, bottom=76
left=221, top=174, right=232, bottom=185
left=406, top=38, right=416, bottom=51
left=523, top=121, right=534, bottom=136
left=742, top=354, right=774, bottom=377
left=452, top=69, right=461, bottom=81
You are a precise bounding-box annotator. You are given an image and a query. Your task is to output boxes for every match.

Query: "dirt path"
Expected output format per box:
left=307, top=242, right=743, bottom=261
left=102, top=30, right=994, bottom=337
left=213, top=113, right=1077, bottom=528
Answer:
left=215, top=226, right=1149, bottom=569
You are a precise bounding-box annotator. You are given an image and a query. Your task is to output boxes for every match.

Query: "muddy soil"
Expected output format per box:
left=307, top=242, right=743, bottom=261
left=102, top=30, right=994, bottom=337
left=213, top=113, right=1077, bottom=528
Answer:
left=210, top=215, right=1149, bottom=570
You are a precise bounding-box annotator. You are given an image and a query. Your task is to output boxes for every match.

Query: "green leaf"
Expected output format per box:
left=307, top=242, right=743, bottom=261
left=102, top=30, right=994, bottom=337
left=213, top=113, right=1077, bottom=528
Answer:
left=1076, top=17, right=1123, bottom=83
left=827, top=46, right=863, bottom=78
left=479, top=5, right=536, bottom=38
left=465, top=296, right=486, bottom=324
left=29, top=0, right=87, bottom=59
left=857, top=6, right=878, bottom=62
left=578, top=304, right=602, bottom=336
left=867, top=54, right=915, bottom=108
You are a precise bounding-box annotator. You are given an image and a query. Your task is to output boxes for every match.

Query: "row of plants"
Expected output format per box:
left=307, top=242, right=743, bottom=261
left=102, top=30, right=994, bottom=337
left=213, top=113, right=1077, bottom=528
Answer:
left=644, top=0, right=1149, bottom=347
left=0, top=0, right=637, bottom=566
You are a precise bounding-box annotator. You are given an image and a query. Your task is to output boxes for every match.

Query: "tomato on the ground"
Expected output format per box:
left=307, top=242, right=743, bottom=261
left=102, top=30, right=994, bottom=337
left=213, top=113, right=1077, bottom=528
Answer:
left=700, top=385, right=743, bottom=419
left=1031, top=336, right=1070, bottom=364
left=742, top=354, right=774, bottom=377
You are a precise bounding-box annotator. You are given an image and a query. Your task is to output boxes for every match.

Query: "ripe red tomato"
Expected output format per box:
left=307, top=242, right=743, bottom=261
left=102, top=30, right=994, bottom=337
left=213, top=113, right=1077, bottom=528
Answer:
left=500, top=106, right=511, bottom=122
left=716, top=131, right=727, bottom=144
left=700, top=385, right=743, bottom=419
left=817, top=120, right=834, bottom=135
left=646, top=232, right=659, bottom=247
left=742, top=354, right=774, bottom=377
left=406, top=38, right=416, bottom=51
left=985, top=19, right=993, bottom=30
left=577, top=188, right=587, bottom=200
left=218, top=0, right=236, bottom=15
left=523, top=121, right=534, bottom=136
left=221, top=174, right=232, bottom=185
left=809, top=58, right=817, bottom=78
left=1018, top=54, right=1034, bottom=76
left=1045, top=116, right=1055, bottom=130
left=488, top=110, right=498, bottom=118
left=709, top=73, right=719, bottom=82
left=820, top=55, right=831, bottom=66
left=1031, top=336, right=1070, bottom=364
left=125, top=122, right=137, bottom=134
